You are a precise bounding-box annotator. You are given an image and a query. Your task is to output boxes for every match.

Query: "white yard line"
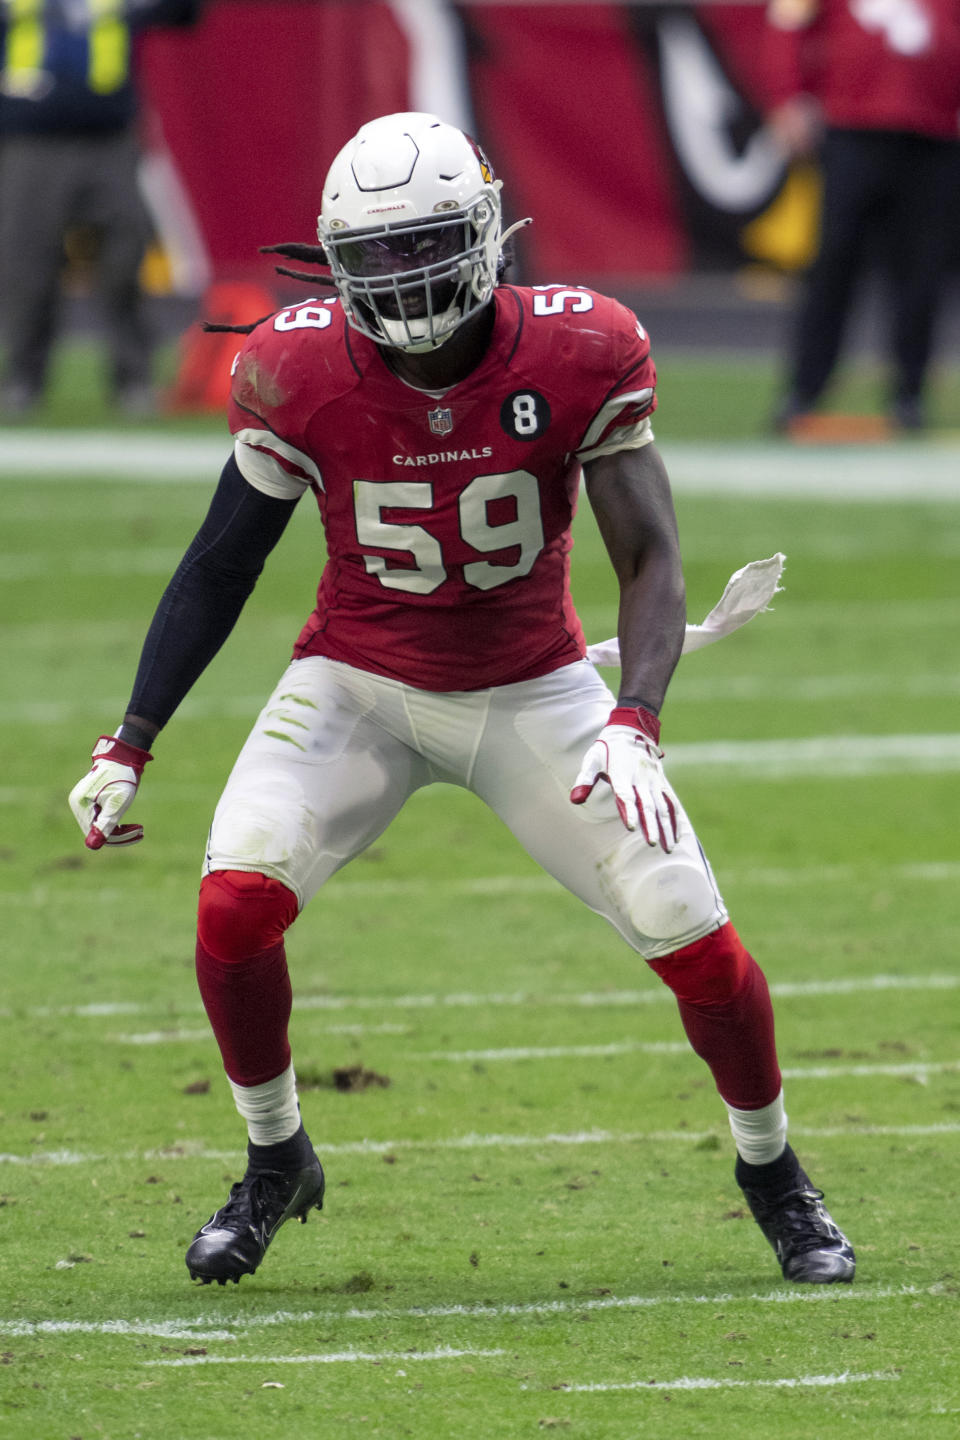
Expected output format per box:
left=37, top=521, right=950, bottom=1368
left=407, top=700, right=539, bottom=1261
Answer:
left=1, top=862, right=958, bottom=919
left=111, top=1028, right=214, bottom=1045
left=114, top=1021, right=410, bottom=1044
left=665, top=441, right=960, bottom=502
left=145, top=1344, right=505, bottom=1369
left=0, top=1317, right=242, bottom=1342
left=5, top=729, right=960, bottom=779
left=414, top=1046, right=959, bottom=1078
left=148, top=1357, right=898, bottom=1386
left=782, top=1060, right=957, bottom=1080
left=2, top=433, right=959, bottom=499
left=6, top=968, right=958, bottom=1025
left=771, top=972, right=959, bottom=995
left=559, top=1369, right=900, bottom=1394
left=4, top=666, right=960, bottom=726
left=425, top=1041, right=690, bottom=1060
left=728, top=863, right=960, bottom=888
left=0, top=1283, right=946, bottom=1343
left=3, top=1123, right=958, bottom=1169
left=665, top=733, right=960, bottom=777
left=0, top=433, right=227, bottom=478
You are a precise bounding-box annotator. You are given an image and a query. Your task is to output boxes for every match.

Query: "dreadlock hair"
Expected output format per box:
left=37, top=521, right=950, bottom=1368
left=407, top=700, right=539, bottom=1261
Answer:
left=201, top=242, right=336, bottom=335
left=202, top=313, right=273, bottom=336
left=201, top=230, right=520, bottom=335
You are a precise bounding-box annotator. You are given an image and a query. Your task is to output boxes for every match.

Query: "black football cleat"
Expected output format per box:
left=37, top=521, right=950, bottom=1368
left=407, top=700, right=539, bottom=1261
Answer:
left=736, top=1145, right=855, bottom=1284
left=186, top=1154, right=325, bottom=1285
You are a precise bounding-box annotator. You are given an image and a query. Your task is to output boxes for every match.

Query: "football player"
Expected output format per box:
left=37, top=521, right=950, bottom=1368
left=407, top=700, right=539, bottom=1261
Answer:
left=69, top=113, right=854, bottom=1288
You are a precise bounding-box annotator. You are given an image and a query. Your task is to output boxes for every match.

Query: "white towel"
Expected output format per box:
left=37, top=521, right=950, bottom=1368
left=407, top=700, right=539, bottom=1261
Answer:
left=584, top=553, right=786, bottom=668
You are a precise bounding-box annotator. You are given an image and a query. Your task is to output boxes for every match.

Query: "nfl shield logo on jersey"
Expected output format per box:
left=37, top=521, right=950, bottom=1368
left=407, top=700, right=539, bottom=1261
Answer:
left=428, top=406, right=454, bottom=437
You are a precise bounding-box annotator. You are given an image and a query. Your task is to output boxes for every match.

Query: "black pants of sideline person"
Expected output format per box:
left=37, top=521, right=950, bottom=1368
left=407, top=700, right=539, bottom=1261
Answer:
left=778, top=127, right=960, bottom=427
left=0, top=127, right=154, bottom=409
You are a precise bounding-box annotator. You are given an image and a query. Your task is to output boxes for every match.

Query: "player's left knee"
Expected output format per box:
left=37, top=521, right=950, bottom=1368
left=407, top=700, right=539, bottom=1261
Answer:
left=647, top=921, right=753, bottom=1007
left=621, top=856, right=722, bottom=946
left=197, top=868, right=299, bottom=963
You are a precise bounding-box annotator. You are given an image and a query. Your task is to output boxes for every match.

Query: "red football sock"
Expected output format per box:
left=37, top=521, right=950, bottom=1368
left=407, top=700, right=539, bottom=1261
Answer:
left=195, top=870, right=299, bottom=1087
left=647, top=922, right=782, bottom=1111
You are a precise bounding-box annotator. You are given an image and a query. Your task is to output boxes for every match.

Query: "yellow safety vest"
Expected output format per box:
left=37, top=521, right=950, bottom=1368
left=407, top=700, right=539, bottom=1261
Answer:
left=3, top=0, right=130, bottom=96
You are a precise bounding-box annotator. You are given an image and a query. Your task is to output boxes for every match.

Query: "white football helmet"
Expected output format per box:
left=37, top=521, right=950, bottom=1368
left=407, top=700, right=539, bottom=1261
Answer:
left=318, top=112, right=511, bottom=353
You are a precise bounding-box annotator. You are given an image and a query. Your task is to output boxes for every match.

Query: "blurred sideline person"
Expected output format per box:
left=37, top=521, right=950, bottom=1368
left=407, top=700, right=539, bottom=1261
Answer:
left=69, top=113, right=855, bottom=1289
left=0, top=0, right=202, bottom=416
left=765, top=0, right=960, bottom=432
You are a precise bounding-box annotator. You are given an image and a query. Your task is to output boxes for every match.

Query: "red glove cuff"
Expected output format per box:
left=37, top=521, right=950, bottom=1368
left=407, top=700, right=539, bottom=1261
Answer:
left=93, top=734, right=153, bottom=775
left=607, top=705, right=661, bottom=745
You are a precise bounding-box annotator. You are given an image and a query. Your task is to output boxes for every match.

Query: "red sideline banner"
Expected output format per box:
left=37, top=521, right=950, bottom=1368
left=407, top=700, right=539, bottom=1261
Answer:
left=137, top=1, right=807, bottom=292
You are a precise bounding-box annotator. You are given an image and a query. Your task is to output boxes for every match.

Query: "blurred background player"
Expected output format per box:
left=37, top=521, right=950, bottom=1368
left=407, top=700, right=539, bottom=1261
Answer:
left=69, top=112, right=855, bottom=1290
left=764, top=0, right=960, bottom=434
left=0, top=0, right=201, bottom=416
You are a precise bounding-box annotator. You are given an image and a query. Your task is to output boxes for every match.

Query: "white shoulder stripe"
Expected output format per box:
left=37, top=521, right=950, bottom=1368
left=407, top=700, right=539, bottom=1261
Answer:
left=577, top=414, right=654, bottom=463
left=233, top=429, right=323, bottom=498
left=576, top=388, right=655, bottom=457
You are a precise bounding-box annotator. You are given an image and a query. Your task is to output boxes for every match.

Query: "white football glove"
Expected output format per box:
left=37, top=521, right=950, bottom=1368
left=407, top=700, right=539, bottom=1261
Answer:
left=570, top=705, right=679, bottom=850
left=68, top=733, right=153, bottom=850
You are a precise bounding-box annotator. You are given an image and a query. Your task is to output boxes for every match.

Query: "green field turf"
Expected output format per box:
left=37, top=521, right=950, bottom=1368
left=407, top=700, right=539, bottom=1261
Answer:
left=1, top=344, right=959, bottom=1438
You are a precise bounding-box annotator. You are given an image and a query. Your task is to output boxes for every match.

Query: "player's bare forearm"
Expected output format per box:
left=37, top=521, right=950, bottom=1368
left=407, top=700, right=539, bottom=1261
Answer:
left=583, top=443, right=686, bottom=715
left=614, top=545, right=686, bottom=713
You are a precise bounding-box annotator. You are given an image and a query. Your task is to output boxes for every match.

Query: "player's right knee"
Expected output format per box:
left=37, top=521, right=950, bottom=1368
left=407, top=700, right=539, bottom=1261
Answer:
left=197, top=869, right=299, bottom=963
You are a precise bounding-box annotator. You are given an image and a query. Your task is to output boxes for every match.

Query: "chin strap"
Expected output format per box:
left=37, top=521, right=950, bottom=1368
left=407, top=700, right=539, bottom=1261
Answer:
left=501, top=216, right=533, bottom=246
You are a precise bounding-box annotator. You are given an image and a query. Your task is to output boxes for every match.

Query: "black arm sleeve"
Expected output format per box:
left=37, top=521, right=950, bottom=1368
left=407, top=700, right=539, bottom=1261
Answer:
left=126, top=453, right=300, bottom=732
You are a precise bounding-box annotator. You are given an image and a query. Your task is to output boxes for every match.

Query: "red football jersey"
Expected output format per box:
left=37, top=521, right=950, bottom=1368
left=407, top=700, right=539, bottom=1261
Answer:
left=227, top=284, right=657, bottom=692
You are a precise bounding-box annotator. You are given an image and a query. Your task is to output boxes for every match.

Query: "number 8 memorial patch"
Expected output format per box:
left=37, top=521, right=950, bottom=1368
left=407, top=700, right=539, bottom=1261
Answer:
left=500, top=389, right=551, bottom=441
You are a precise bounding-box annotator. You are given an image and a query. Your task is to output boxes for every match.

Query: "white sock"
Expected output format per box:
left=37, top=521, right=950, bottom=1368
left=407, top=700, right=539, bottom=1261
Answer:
left=725, top=1090, right=788, bottom=1165
left=229, top=1063, right=301, bottom=1146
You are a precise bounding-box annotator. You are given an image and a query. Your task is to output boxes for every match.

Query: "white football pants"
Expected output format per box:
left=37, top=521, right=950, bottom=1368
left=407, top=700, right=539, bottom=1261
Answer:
left=204, top=657, right=727, bottom=960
